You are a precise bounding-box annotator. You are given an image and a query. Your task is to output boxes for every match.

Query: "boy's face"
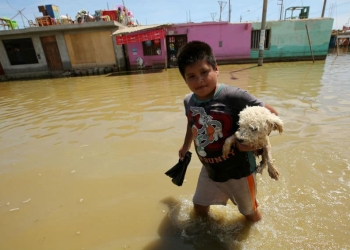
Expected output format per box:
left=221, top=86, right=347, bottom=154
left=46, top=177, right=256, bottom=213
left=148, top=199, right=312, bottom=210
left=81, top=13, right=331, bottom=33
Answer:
left=183, top=60, right=219, bottom=101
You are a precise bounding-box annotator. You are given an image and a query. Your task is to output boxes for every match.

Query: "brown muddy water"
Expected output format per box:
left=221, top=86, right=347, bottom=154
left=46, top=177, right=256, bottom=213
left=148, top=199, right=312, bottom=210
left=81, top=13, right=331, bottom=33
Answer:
left=1, top=53, right=350, bottom=250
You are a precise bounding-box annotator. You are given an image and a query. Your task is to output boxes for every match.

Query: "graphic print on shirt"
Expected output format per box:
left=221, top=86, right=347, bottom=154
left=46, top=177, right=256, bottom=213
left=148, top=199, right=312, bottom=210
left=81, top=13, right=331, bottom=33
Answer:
left=190, top=106, right=223, bottom=157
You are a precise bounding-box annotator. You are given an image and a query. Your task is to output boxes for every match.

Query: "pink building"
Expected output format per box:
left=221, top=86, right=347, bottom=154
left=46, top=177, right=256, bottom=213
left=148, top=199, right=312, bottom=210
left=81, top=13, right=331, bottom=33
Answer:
left=120, top=22, right=252, bottom=70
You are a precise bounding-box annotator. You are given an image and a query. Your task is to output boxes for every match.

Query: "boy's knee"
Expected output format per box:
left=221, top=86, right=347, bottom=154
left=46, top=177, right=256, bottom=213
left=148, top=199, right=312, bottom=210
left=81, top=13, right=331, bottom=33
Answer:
left=244, top=209, right=262, bottom=222
left=193, top=204, right=210, bottom=216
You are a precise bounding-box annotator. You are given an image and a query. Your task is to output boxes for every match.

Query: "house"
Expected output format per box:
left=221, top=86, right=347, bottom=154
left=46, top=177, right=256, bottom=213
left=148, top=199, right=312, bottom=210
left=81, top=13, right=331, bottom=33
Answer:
left=115, top=21, right=253, bottom=70
left=250, top=18, right=334, bottom=61
left=0, top=21, right=126, bottom=80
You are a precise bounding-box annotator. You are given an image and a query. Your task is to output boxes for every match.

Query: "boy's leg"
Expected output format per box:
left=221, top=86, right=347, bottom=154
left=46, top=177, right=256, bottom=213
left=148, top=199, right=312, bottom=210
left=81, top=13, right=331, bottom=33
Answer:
left=218, top=172, right=262, bottom=222
left=192, top=166, right=228, bottom=216
left=193, top=204, right=210, bottom=217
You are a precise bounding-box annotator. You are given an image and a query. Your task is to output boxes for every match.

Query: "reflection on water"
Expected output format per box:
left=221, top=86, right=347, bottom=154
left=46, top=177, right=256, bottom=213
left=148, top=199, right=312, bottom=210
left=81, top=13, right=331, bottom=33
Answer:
left=1, top=54, right=350, bottom=250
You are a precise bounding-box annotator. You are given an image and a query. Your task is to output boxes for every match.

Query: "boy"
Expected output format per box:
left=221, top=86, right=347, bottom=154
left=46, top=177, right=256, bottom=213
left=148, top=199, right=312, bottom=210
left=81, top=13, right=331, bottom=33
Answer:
left=177, top=41, right=278, bottom=222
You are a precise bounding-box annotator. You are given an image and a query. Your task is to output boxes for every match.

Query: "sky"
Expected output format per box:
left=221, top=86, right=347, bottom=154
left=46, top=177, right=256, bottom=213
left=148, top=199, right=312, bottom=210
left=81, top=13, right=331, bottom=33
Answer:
left=0, top=0, right=349, bottom=30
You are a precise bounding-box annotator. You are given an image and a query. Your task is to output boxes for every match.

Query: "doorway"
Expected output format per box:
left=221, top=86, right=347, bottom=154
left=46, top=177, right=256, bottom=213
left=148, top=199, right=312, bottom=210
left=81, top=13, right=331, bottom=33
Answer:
left=0, top=61, right=4, bottom=75
left=40, top=36, right=63, bottom=71
left=166, top=35, right=187, bottom=68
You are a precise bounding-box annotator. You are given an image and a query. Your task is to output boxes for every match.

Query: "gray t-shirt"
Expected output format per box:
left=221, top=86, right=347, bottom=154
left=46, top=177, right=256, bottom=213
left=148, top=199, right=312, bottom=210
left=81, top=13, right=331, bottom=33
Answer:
left=184, top=84, right=264, bottom=182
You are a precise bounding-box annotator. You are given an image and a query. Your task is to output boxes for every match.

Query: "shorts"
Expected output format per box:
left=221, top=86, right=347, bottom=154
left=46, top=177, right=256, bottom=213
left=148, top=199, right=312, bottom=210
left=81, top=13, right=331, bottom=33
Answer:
left=192, top=166, right=259, bottom=216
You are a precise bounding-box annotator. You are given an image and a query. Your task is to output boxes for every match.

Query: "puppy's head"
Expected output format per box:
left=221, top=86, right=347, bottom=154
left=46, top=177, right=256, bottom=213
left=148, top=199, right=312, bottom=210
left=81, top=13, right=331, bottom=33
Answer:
left=235, top=106, right=283, bottom=147
left=136, top=57, right=142, bottom=63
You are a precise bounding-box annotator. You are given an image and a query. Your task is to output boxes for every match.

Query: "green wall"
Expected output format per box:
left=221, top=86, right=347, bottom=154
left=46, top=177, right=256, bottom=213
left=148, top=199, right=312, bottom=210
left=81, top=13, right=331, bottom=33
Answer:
left=250, top=18, right=333, bottom=59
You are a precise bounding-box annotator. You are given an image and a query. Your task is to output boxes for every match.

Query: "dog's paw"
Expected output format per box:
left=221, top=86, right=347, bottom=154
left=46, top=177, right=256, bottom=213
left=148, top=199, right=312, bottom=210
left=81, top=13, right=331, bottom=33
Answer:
left=256, top=166, right=263, bottom=174
left=222, top=136, right=235, bottom=158
left=222, top=144, right=231, bottom=157
left=268, top=167, right=279, bottom=180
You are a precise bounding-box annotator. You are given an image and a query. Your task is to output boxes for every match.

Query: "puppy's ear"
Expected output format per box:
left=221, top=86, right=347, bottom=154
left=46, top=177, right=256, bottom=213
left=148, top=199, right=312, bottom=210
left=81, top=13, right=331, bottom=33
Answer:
left=268, top=116, right=283, bottom=134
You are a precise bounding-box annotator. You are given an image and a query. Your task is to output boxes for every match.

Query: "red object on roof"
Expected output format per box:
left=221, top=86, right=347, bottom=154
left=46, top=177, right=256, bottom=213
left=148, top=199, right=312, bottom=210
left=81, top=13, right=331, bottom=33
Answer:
left=116, top=29, right=165, bottom=45
left=102, top=10, right=118, bottom=21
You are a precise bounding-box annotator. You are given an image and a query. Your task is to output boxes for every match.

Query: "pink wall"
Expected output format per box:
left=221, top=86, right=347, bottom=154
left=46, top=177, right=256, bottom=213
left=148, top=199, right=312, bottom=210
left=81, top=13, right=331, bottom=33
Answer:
left=126, top=41, right=166, bottom=68
left=172, top=22, right=251, bottom=60
left=126, top=22, right=252, bottom=68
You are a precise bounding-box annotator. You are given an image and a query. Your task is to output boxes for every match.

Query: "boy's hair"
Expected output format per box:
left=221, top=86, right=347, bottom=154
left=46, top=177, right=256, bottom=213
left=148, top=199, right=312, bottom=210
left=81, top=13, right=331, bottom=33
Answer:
left=177, top=41, right=217, bottom=79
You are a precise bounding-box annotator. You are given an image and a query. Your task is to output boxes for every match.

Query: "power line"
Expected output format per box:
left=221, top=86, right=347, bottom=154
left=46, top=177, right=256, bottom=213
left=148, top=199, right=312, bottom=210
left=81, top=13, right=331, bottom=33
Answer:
left=309, top=0, right=350, bottom=16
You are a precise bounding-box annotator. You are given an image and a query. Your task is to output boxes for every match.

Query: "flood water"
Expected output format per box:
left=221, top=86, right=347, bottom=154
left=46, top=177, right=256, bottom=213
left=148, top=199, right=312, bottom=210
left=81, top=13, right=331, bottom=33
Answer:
left=1, top=52, right=350, bottom=250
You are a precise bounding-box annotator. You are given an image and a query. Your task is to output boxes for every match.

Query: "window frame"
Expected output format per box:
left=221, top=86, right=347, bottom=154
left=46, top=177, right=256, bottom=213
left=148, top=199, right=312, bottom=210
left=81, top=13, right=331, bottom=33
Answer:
left=2, top=38, right=39, bottom=65
left=142, top=39, right=162, bottom=56
left=251, top=29, right=271, bottom=50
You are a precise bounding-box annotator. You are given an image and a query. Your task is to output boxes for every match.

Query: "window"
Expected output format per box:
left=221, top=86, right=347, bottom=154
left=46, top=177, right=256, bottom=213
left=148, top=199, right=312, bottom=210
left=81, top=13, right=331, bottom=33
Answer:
left=142, top=39, right=162, bottom=56
left=3, top=38, right=38, bottom=65
left=251, top=29, right=270, bottom=50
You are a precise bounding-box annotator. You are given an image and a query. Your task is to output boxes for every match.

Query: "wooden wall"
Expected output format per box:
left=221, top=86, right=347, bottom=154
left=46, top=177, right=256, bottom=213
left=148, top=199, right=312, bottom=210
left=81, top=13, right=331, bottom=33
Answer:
left=64, top=30, right=116, bottom=69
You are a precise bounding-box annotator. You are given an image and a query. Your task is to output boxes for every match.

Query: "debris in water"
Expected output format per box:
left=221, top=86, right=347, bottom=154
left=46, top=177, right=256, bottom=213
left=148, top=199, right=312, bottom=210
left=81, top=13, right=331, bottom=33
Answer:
left=10, top=208, right=19, bottom=212
left=22, top=199, right=31, bottom=204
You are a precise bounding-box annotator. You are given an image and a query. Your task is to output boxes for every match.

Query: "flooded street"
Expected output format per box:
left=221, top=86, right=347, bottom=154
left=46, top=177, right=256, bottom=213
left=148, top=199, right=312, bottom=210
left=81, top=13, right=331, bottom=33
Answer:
left=1, top=53, right=350, bottom=250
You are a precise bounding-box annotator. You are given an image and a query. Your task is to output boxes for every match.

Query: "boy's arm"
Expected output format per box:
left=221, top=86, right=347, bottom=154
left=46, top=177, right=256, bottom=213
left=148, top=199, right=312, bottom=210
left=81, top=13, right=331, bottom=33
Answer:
left=264, top=103, right=278, bottom=116
left=179, top=123, right=193, bottom=160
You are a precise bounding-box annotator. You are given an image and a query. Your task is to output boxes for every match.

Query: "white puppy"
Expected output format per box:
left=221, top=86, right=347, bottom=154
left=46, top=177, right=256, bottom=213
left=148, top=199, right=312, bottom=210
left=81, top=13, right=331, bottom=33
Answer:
left=222, top=106, right=283, bottom=180
left=136, top=57, right=144, bottom=69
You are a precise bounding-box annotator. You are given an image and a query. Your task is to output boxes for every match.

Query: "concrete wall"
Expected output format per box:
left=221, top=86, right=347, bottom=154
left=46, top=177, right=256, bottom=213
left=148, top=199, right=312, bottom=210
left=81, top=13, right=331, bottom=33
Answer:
left=113, top=43, right=126, bottom=70
left=56, top=33, right=71, bottom=70
left=250, top=18, right=334, bottom=60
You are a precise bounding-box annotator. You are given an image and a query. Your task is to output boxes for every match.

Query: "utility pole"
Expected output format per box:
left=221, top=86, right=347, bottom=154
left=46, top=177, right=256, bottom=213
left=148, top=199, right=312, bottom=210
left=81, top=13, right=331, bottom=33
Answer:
left=277, top=0, right=283, bottom=20
left=186, top=10, right=192, bottom=22
left=321, top=0, right=327, bottom=18
left=228, top=0, right=231, bottom=22
left=258, top=0, right=268, bottom=66
left=211, top=13, right=217, bottom=21
left=218, top=1, right=227, bottom=22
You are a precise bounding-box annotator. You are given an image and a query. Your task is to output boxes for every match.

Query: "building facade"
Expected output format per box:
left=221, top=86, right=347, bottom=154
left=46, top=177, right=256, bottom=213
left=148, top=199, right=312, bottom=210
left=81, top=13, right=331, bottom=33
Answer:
left=0, top=17, right=334, bottom=81
left=0, top=21, right=125, bottom=80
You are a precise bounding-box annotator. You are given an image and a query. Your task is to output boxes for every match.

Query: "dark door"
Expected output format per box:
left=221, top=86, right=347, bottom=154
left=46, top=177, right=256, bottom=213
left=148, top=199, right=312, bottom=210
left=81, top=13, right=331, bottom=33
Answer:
left=166, top=35, right=187, bottom=67
left=40, top=36, right=63, bottom=71
left=0, top=61, right=4, bottom=75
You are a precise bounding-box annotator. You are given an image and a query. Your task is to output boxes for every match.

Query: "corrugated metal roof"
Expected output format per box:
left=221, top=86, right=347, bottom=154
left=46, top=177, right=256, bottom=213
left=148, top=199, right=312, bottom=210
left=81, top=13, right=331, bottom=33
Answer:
left=112, top=24, right=172, bottom=35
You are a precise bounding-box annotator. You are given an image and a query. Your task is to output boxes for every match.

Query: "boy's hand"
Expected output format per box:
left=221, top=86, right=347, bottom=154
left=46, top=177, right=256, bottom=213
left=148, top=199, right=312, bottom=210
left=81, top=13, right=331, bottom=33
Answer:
left=179, top=146, right=190, bottom=160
